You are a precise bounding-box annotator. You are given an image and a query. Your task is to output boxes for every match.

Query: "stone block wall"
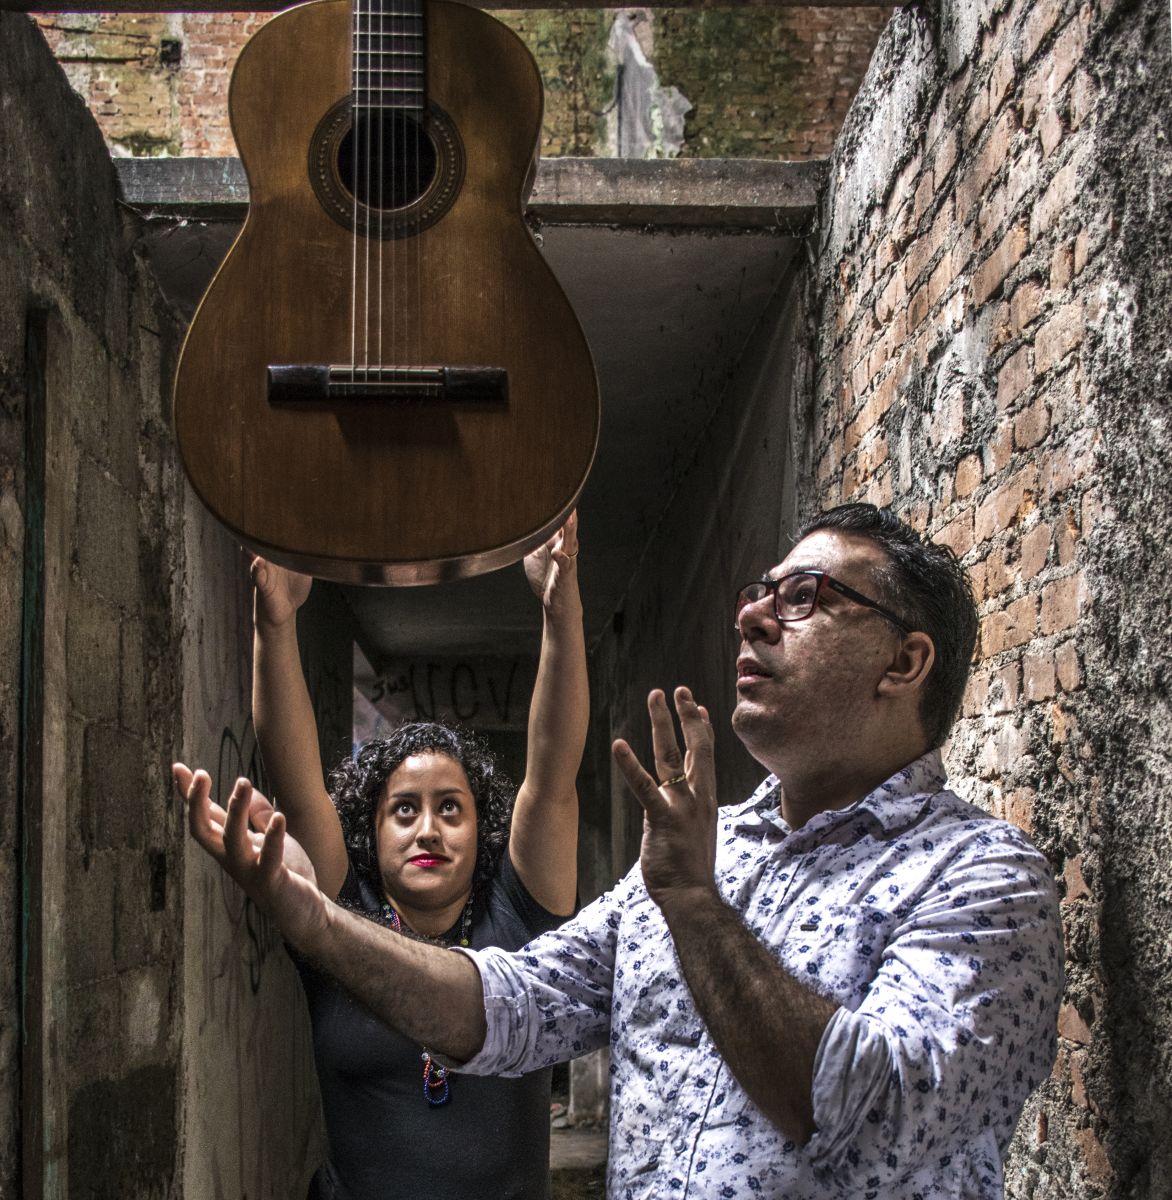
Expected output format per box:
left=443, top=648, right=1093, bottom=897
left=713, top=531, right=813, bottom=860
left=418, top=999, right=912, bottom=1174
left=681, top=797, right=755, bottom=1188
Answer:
left=1, top=15, right=322, bottom=1196
left=808, top=0, right=1172, bottom=1194
left=1, top=14, right=188, bottom=1193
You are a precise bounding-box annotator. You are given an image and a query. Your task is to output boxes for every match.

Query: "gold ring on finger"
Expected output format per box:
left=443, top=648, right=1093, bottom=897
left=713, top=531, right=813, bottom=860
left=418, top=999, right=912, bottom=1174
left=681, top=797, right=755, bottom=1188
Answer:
left=659, top=772, right=688, bottom=789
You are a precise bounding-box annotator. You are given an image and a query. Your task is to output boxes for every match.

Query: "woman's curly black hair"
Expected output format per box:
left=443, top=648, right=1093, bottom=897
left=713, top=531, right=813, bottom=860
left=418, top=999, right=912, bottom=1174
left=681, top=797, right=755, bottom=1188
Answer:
left=327, top=721, right=515, bottom=910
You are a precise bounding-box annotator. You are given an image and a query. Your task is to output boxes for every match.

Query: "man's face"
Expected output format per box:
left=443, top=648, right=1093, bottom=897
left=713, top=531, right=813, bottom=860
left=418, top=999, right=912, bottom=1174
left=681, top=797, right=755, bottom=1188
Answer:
left=731, top=530, right=905, bottom=768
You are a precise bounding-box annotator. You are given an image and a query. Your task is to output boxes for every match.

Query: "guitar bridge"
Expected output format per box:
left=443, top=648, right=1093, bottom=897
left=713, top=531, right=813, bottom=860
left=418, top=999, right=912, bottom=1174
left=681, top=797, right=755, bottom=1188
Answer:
left=267, top=364, right=508, bottom=407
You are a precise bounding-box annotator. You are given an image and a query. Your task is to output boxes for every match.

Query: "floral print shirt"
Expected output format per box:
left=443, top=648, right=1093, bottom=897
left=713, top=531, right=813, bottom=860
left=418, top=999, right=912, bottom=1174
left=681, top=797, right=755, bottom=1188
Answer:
left=456, top=752, right=1063, bottom=1199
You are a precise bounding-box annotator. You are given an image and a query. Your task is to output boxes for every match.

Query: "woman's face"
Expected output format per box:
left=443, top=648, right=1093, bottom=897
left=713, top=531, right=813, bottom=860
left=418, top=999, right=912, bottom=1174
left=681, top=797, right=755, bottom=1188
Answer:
left=374, top=751, right=478, bottom=916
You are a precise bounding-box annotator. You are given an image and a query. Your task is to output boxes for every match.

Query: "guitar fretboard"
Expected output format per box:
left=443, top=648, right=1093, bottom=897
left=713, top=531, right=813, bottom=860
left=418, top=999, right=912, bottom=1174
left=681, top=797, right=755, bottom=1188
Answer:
left=352, top=0, right=425, bottom=112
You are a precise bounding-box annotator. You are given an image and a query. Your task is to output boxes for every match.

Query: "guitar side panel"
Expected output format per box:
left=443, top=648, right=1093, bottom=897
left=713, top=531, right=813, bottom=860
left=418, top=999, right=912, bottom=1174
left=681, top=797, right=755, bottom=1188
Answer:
left=174, top=0, right=600, bottom=582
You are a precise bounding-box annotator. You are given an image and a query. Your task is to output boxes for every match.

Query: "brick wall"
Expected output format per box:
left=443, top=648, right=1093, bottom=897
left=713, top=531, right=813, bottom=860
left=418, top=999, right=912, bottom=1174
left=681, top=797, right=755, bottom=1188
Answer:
left=171, top=11, right=272, bottom=155
left=655, top=6, right=893, bottom=159
left=35, top=8, right=888, bottom=161
left=810, top=0, right=1172, bottom=1193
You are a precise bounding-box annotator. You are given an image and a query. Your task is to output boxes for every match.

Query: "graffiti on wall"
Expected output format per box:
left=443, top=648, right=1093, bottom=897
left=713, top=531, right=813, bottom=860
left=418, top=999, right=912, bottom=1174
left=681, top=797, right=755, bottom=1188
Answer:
left=211, top=714, right=278, bottom=997
left=354, top=652, right=537, bottom=742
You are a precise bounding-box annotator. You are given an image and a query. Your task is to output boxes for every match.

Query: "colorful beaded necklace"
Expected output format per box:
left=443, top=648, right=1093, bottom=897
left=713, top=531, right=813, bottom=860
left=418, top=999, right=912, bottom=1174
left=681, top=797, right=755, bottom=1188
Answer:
left=380, top=895, right=473, bottom=1106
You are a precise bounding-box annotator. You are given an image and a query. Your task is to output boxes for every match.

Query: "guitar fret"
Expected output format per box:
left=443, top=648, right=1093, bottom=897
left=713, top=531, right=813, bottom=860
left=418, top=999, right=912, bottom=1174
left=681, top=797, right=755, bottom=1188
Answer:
left=353, top=72, right=424, bottom=81
left=351, top=0, right=426, bottom=111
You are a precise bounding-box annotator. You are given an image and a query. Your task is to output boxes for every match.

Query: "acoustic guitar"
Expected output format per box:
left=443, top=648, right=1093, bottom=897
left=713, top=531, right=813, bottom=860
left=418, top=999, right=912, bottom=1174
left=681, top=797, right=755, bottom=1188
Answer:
left=173, top=0, right=599, bottom=584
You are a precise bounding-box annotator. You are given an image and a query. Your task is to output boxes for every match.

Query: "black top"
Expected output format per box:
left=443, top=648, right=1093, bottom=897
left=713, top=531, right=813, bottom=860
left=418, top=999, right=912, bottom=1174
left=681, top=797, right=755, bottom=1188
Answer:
left=299, top=852, right=565, bottom=1200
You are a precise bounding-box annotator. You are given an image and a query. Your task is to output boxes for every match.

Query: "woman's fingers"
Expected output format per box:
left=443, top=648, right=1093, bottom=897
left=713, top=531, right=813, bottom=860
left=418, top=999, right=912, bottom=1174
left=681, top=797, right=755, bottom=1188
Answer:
left=559, top=510, right=579, bottom=558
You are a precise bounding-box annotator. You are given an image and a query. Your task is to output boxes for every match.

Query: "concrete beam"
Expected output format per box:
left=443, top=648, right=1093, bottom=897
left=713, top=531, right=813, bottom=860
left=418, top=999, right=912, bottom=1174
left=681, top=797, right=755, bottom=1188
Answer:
left=116, top=156, right=825, bottom=231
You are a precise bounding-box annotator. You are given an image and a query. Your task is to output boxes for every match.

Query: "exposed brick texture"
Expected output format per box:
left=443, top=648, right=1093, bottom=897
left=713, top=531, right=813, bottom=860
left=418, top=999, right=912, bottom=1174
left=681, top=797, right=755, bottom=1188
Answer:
left=811, top=1, right=1172, bottom=1195
left=35, top=8, right=890, bottom=161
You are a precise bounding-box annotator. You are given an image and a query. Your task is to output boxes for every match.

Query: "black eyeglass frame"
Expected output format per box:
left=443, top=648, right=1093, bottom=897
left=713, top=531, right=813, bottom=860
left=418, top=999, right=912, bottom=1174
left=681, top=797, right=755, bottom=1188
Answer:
left=734, top=570, right=912, bottom=635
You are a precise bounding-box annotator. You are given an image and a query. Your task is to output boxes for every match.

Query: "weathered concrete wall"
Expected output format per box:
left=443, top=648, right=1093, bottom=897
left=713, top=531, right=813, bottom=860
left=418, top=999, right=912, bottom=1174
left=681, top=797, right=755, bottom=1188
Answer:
left=590, top=264, right=809, bottom=870
left=1, top=15, right=323, bottom=1196
left=806, top=0, right=1172, bottom=1194
left=1, top=13, right=187, bottom=1194
left=178, top=508, right=323, bottom=1200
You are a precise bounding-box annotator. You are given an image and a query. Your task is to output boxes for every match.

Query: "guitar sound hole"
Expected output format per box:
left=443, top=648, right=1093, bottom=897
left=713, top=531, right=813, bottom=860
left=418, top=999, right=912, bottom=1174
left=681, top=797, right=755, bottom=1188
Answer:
left=338, top=112, right=438, bottom=211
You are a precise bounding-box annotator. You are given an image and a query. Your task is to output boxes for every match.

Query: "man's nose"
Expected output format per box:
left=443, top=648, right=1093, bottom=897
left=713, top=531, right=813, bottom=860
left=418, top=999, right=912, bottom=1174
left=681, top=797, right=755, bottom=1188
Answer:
left=736, top=593, right=781, bottom=641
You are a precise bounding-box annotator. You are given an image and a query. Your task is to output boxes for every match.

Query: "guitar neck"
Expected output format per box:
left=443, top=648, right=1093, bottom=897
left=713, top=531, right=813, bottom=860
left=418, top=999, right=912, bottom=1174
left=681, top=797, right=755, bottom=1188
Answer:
left=353, top=0, right=426, bottom=113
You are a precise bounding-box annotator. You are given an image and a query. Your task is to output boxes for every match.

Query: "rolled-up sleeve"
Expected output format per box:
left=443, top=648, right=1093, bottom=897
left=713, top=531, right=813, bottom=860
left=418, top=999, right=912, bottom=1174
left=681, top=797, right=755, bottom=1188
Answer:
left=449, top=872, right=633, bottom=1077
left=804, top=840, right=1063, bottom=1189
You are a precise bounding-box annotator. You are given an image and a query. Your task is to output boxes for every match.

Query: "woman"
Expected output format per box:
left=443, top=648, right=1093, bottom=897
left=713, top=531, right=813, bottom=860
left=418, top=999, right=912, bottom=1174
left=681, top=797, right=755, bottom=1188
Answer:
left=251, top=515, right=587, bottom=1200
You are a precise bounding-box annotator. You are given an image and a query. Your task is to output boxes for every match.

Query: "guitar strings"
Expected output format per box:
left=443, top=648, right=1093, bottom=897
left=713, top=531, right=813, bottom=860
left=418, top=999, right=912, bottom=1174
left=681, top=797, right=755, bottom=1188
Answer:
left=351, top=0, right=426, bottom=389
left=362, top=0, right=369, bottom=374
left=377, top=0, right=384, bottom=382
left=350, top=0, right=359, bottom=378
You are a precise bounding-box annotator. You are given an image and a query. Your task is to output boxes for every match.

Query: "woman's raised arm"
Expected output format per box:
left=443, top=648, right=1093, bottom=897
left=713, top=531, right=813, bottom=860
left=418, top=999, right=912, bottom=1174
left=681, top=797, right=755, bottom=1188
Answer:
left=508, top=513, right=588, bottom=916
left=251, top=557, right=349, bottom=899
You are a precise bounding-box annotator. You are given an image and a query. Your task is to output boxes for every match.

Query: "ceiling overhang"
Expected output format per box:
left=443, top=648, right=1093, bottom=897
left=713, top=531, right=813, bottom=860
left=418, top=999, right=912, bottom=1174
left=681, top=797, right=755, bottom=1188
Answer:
left=118, top=155, right=822, bottom=662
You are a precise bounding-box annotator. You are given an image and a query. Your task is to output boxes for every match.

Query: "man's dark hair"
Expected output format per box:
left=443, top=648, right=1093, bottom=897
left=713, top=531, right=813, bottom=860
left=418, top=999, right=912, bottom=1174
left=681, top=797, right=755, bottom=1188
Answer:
left=327, top=721, right=514, bottom=910
left=795, top=503, right=978, bottom=749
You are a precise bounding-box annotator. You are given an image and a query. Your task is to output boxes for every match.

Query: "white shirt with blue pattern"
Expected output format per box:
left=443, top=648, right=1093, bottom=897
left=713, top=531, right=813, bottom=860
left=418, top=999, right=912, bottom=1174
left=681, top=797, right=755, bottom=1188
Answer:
left=455, top=751, right=1063, bottom=1199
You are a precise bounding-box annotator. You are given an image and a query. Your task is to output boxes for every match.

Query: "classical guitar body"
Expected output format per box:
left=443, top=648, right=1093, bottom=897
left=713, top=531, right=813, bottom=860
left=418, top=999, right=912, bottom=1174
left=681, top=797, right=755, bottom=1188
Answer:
left=173, top=0, right=599, bottom=584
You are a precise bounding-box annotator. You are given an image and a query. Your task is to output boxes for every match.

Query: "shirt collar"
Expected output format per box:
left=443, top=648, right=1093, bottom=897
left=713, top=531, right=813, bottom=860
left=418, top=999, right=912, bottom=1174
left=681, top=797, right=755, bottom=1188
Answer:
left=731, top=750, right=949, bottom=838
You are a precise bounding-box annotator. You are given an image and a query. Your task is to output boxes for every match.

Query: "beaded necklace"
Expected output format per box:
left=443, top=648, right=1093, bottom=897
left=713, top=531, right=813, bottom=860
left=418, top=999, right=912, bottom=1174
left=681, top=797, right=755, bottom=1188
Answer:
left=380, top=895, right=473, bottom=1106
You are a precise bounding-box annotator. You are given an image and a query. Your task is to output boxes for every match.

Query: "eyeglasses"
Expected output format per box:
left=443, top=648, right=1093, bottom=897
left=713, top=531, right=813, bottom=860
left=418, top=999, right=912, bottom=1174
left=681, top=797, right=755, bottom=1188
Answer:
left=734, top=570, right=911, bottom=634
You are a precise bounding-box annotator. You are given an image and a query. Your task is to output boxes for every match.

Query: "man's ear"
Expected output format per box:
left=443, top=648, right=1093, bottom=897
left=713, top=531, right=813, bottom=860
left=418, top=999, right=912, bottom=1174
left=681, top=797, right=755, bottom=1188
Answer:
left=876, top=631, right=935, bottom=700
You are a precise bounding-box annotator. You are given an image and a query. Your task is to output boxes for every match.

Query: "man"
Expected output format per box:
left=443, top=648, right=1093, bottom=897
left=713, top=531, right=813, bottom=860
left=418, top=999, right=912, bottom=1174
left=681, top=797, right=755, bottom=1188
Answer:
left=177, top=502, right=1062, bottom=1199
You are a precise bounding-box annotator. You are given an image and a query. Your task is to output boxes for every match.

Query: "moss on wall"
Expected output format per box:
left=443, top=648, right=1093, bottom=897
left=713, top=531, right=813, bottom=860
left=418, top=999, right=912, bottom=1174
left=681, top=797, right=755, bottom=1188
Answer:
left=496, top=10, right=615, bottom=157
left=654, top=11, right=800, bottom=158
left=36, top=8, right=889, bottom=162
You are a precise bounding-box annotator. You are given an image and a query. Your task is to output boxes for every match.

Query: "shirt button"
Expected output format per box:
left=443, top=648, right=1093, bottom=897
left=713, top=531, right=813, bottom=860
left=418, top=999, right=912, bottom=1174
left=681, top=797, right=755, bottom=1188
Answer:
left=673, top=1136, right=688, bottom=1155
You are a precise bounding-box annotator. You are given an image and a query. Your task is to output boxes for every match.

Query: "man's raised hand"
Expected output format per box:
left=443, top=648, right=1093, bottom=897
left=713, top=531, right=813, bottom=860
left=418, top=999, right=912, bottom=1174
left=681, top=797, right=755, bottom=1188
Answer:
left=612, top=686, right=718, bottom=911
left=174, top=763, right=329, bottom=950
